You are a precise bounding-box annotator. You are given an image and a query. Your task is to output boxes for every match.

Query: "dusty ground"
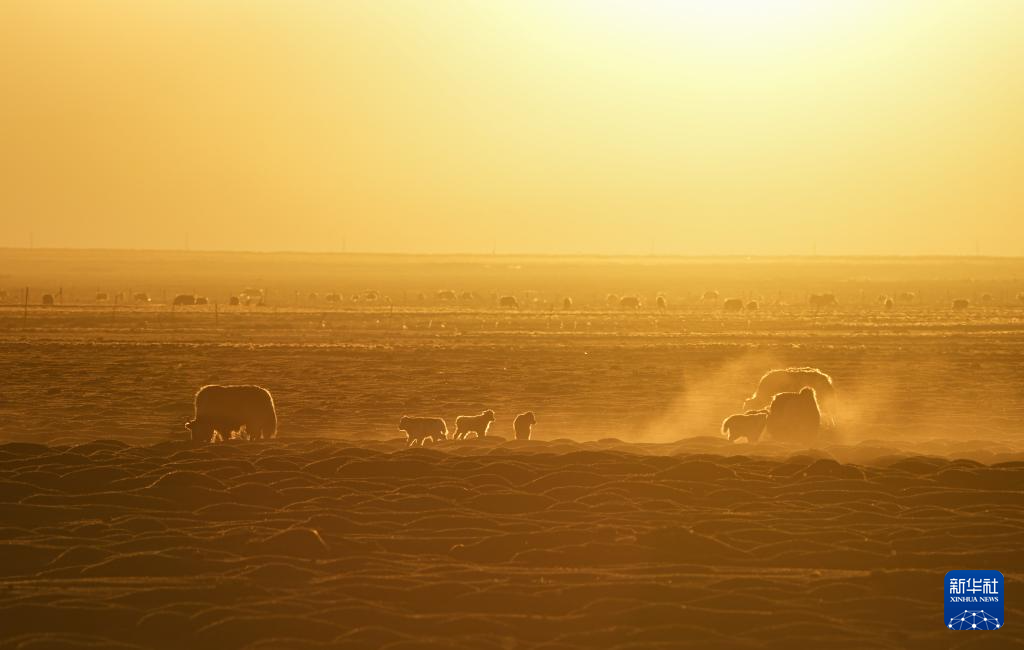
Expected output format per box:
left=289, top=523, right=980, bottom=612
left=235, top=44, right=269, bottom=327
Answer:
left=0, top=250, right=1021, bottom=648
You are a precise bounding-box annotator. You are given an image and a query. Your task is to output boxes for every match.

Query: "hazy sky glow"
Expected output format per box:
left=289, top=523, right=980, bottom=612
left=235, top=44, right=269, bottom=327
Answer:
left=1, top=1, right=1021, bottom=255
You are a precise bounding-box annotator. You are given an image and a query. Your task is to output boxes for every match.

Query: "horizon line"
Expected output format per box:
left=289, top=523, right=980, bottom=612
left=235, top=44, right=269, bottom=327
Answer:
left=0, top=246, right=1021, bottom=261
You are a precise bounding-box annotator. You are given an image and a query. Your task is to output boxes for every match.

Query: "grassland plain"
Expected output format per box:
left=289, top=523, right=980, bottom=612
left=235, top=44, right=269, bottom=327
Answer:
left=0, top=250, right=1021, bottom=649
left=2, top=250, right=1024, bottom=445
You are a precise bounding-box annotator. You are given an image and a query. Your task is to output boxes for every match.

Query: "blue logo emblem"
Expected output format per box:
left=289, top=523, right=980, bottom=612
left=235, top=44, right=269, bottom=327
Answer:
left=945, top=570, right=1003, bottom=630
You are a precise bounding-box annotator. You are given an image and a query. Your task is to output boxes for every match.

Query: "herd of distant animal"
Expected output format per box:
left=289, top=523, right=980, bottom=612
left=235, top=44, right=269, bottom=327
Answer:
left=13, top=286, right=1023, bottom=311
left=184, top=367, right=835, bottom=447
left=27, top=287, right=267, bottom=307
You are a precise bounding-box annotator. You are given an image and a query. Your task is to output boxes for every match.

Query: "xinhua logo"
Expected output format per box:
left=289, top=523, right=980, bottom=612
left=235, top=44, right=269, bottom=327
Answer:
left=945, top=570, right=1003, bottom=630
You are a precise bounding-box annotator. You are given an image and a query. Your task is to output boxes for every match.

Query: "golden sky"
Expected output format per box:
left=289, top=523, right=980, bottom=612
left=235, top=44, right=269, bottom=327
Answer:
left=1, top=1, right=1021, bottom=255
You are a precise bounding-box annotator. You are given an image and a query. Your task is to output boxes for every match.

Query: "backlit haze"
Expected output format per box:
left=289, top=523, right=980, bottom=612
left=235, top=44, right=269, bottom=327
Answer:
left=2, top=0, right=1021, bottom=255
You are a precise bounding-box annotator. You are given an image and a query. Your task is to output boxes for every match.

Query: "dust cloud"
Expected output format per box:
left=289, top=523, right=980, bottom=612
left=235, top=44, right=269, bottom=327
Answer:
left=641, top=351, right=781, bottom=443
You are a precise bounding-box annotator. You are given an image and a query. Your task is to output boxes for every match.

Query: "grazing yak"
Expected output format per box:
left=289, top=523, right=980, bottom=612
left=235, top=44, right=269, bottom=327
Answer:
left=399, top=416, right=448, bottom=446
left=952, top=298, right=969, bottom=311
left=723, top=297, right=744, bottom=312
left=239, top=288, right=263, bottom=303
left=173, top=294, right=196, bottom=306
left=721, top=409, right=768, bottom=443
left=513, top=412, right=536, bottom=440
left=454, top=410, right=495, bottom=440
left=745, top=300, right=759, bottom=311
left=809, top=293, right=839, bottom=309
left=744, top=367, right=837, bottom=426
left=499, top=295, right=520, bottom=309
left=186, top=384, right=277, bottom=443
left=765, top=388, right=821, bottom=443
